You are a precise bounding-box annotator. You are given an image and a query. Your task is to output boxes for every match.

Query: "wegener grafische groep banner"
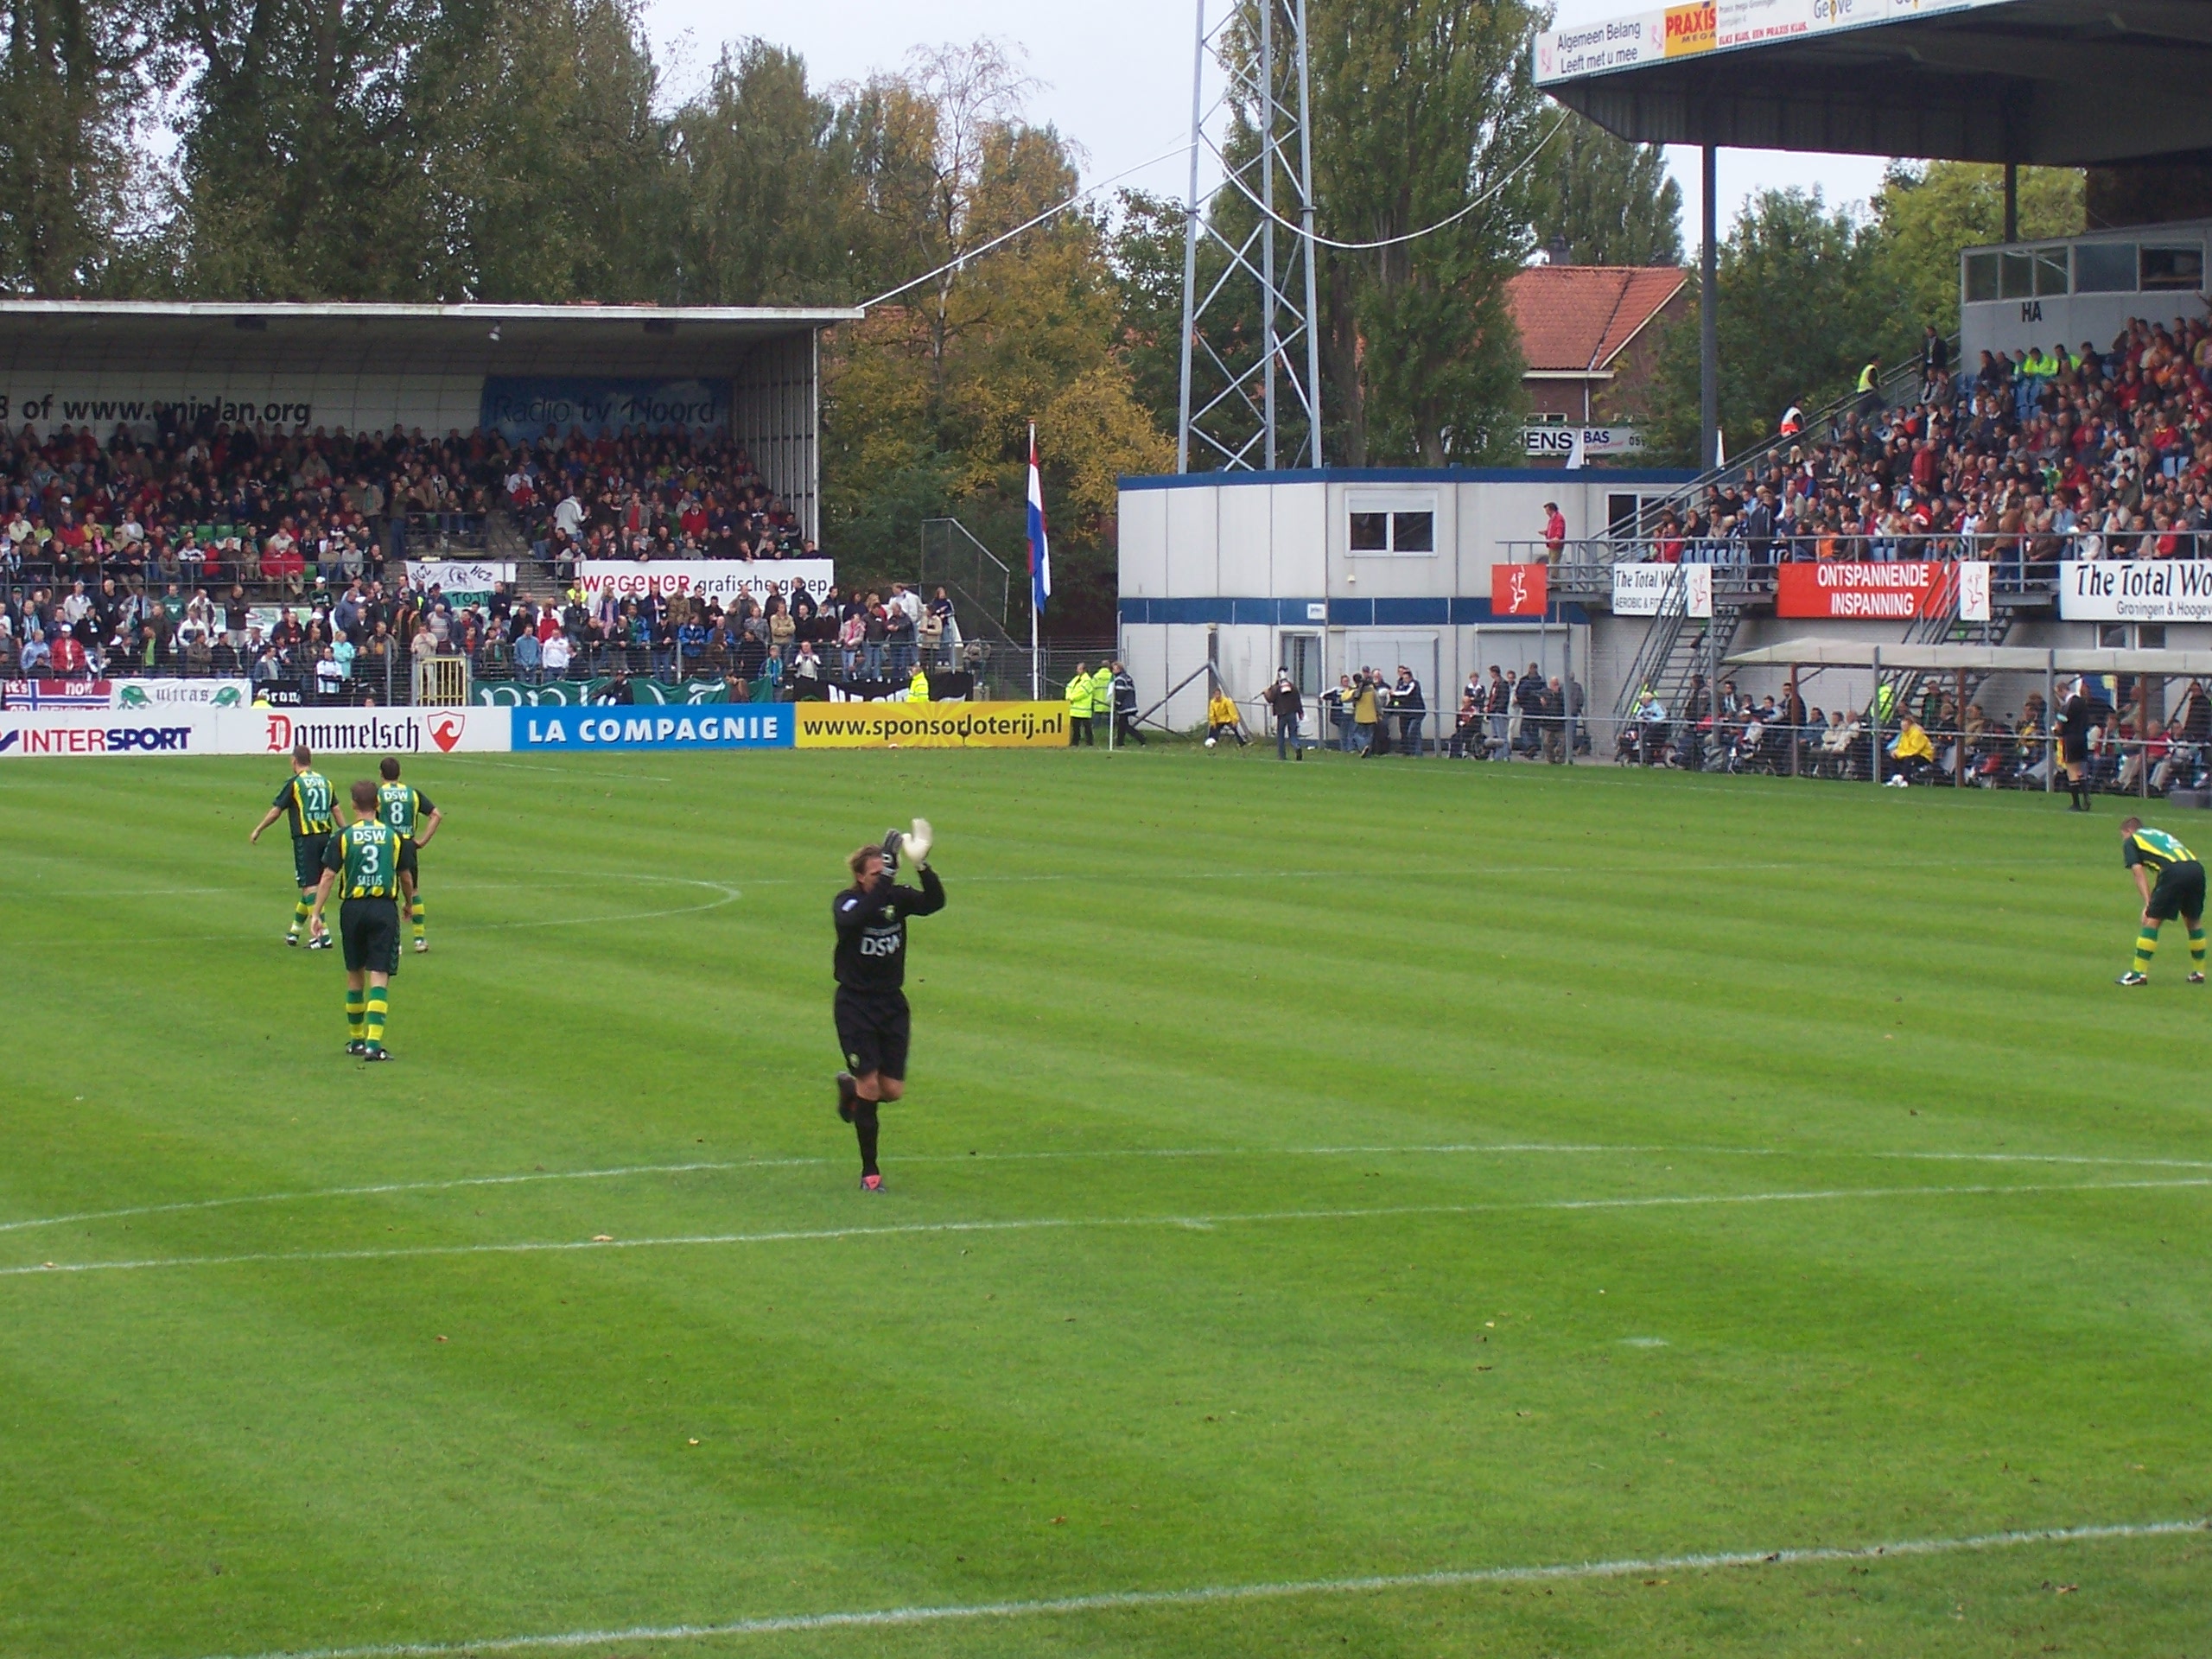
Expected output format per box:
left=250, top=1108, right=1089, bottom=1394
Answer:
left=576, top=559, right=835, bottom=605
left=2059, top=560, right=2212, bottom=622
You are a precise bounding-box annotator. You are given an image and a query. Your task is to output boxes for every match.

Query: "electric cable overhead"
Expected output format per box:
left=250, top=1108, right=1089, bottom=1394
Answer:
left=860, top=106, right=1571, bottom=313
left=858, top=137, right=1196, bottom=311
left=1213, top=111, right=1572, bottom=251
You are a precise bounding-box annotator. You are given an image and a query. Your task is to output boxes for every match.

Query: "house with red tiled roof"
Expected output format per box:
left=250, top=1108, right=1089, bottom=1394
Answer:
left=1505, top=264, right=1688, bottom=464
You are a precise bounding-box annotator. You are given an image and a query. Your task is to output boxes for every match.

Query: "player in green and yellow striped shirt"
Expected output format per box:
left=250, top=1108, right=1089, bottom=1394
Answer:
left=2116, top=817, right=2207, bottom=987
left=248, top=741, right=336, bottom=949
left=376, top=756, right=443, bottom=952
left=308, top=779, right=404, bottom=1059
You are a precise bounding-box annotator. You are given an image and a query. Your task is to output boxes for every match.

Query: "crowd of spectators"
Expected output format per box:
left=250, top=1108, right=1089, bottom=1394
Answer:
left=505, top=428, right=807, bottom=569
left=0, top=566, right=963, bottom=705
left=1634, top=312, right=2212, bottom=571
left=0, top=413, right=902, bottom=702
left=0, top=416, right=805, bottom=596
left=1612, top=669, right=2212, bottom=794
left=1434, top=664, right=1586, bottom=762
left=495, top=579, right=964, bottom=691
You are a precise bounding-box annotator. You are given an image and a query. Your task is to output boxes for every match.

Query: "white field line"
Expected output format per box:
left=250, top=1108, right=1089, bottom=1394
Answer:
left=182, top=1516, right=2210, bottom=1659
left=0, top=1160, right=817, bottom=1236
left=8, top=1177, right=2209, bottom=1280
left=6, top=1142, right=2209, bottom=1238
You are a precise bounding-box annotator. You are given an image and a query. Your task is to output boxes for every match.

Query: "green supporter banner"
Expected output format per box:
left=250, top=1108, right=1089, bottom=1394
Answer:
left=474, top=677, right=754, bottom=707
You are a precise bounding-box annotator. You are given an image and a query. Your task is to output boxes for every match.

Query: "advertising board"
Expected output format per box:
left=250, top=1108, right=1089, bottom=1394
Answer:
left=1611, top=563, right=1713, bottom=618
left=1776, top=563, right=1948, bottom=619
left=1537, top=0, right=2012, bottom=83
left=480, top=377, right=731, bottom=442
left=2058, top=560, right=2212, bottom=623
left=512, top=708, right=793, bottom=751
left=793, top=702, right=1069, bottom=749
left=0, top=714, right=213, bottom=756
left=0, top=705, right=493, bottom=757
left=238, top=709, right=498, bottom=755
left=1491, top=563, right=1550, bottom=618
left=1522, top=425, right=1649, bottom=461
left=575, top=559, right=836, bottom=606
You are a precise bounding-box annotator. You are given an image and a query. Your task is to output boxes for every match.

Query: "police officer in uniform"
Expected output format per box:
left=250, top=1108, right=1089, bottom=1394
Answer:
left=1065, top=661, right=1095, bottom=746
left=832, top=820, right=945, bottom=1191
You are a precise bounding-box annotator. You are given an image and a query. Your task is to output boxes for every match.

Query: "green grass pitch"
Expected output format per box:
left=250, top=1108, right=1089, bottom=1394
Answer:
left=1, top=746, right=2206, bottom=1659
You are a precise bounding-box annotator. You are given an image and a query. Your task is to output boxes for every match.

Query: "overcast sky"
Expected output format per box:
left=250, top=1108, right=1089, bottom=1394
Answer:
left=643, top=0, right=1895, bottom=257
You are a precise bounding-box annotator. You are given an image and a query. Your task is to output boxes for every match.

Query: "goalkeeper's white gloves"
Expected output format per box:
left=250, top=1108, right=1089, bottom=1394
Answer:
left=904, top=817, right=933, bottom=867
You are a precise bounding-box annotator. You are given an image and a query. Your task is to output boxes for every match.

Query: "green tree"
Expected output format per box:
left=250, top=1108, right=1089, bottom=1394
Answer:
left=822, top=43, right=1167, bottom=631
left=164, top=0, right=444, bottom=296
left=412, top=0, right=672, bottom=303
left=1870, top=161, right=2082, bottom=340
left=0, top=0, right=162, bottom=294
left=1268, top=0, right=1542, bottom=466
left=1105, top=188, right=1190, bottom=448
left=1527, top=111, right=1681, bottom=266
left=1646, top=187, right=1904, bottom=464
left=671, top=39, right=870, bottom=306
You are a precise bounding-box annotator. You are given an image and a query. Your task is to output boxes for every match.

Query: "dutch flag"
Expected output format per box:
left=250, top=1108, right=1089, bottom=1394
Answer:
left=1027, top=423, right=1051, bottom=617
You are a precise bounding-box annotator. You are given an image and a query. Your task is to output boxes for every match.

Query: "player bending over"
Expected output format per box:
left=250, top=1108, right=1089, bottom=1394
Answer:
left=831, top=819, right=944, bottom=1191
left=2116, top=816, right=2207, bottom=987
left=377, top=756, right=442, bottom=952
left=309, top=780, right=405, bottom=1058
left=249, top=741, right=335, bottom=949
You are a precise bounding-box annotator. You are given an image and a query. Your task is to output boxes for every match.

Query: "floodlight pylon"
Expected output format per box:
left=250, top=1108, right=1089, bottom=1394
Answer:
left=1175, top=0, right=1325, bottom=474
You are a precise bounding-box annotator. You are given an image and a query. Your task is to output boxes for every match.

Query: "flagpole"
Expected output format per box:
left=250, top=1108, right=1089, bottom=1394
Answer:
left=1028, top=420, right=1044, bottom=702
left=1029, top=421, right=1040, bottom=701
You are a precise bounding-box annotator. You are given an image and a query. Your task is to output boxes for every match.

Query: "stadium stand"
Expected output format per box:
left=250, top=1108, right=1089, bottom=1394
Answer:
left=0, top=416, right=909, bottom=702
left=0, top=420, right=806, bottom=596
left=1494, top=307, right=2212, bottom=796
left=1622, top=308, right=2212, bottom=573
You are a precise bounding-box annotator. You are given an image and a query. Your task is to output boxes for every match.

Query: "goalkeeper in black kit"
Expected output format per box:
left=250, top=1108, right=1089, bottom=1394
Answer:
left=832, top=818, right=945, bottom=1191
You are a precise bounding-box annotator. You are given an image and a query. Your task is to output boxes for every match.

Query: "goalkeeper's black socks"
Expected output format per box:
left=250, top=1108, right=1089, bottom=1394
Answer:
left=854, top=1098, right=880, bottom=1178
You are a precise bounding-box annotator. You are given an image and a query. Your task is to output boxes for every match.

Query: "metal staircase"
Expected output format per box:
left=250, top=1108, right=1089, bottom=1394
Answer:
left=1611, top=582, right=1747, bottom=727
left=1882, top=578, right=2017, bottom=722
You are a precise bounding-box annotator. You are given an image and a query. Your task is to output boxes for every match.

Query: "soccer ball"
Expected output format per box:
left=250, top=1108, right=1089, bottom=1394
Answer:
left=1205, top=737, right=1217, bottom=747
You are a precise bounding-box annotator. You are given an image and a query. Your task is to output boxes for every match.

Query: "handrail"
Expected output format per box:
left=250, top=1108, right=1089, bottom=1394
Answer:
left=1496, top=531, right=2094, bottom=596
left=1612, top=342, right=1955, bottom=536
left=920, top=518, right=1016, bottom=613
left=918, top=516, right=1018, bottom=652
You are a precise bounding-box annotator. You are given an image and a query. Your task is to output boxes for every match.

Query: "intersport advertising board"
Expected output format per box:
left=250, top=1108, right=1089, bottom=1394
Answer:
left=2058, top=560, right=2212, bottom=622
left=0, top=707, right=504, bottom=758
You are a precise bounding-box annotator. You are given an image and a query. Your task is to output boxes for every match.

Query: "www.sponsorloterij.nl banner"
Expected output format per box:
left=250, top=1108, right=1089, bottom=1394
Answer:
left=794, top=702, right=1069, bottom=748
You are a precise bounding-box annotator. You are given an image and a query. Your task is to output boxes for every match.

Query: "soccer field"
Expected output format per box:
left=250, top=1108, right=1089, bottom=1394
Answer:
left=3, top=747, right=2206, bottom=1658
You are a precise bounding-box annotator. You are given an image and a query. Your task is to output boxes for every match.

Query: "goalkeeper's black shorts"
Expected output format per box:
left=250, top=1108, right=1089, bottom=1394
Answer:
left=835, top=988, right=911, bottom=1081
